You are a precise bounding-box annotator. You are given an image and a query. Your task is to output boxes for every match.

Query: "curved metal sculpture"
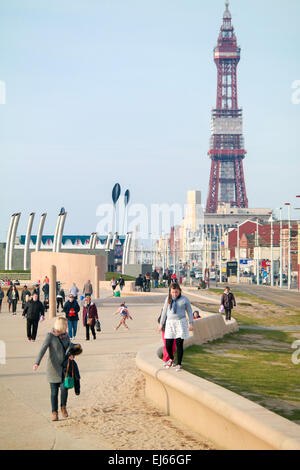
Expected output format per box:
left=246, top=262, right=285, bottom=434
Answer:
left=121, top=232, right=132, bottom=274
left=90, top=232, right=98, bottom=250
left=24, top=212, right=35, bottom=270
left=111, top=232, right=118, bottom=250
left=36, top=213, right=47, bottom=252
left=112, top=183, right=121, bottom=233
left=112, top=183, right=121, bottom=205
left=5, top=214, right=16, bottom=270
left=8, top=213, right=21, bottom=270
left=53, top=213, right=61, bottom=252
left=56, top=212, right=67, bottom=252
left=105, top=232, right=112, bottom=251
left=122, top=189, right=130, bottom=234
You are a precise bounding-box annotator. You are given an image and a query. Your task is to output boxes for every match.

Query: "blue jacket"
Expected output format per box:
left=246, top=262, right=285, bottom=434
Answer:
left=160, top=295, right=194, bottom=326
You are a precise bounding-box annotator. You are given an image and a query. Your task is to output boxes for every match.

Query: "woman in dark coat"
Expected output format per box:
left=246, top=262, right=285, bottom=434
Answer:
left=220, top=286, right=236, bottom=321
left=82, top=295, right=99, bottom=341
left=33, top=317, right=74, bottom=421
left=7, top=285, right=19, bottom=314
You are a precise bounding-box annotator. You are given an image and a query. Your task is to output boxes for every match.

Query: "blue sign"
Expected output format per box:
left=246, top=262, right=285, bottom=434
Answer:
left=240, top=260, right=248, bottom=265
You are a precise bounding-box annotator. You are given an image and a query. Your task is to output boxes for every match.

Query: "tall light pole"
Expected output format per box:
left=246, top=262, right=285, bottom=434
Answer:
left=268, top=211, right=274, bottom=287
left=279, top=207, right=283, bottom=289
left=285, top=203, right=291, bottom=290
left=295, top=196, right=300, bottom=291
left=256, top=218, right=259, bottom=286
left=219, top=225, right=222, bottom=284
left=236, top=222, right=240, bottom=284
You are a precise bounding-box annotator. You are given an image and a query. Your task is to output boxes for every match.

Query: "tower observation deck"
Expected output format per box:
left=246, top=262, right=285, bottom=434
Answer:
left=206, top=2, right=248, bottom=214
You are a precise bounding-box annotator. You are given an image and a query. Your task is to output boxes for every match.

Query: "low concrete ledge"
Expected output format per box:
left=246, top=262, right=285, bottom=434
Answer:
left=136, top=315, right=300, bottom=450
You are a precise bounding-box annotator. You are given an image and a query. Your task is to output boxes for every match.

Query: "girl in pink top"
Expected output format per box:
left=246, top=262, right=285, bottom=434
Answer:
left=114, top=303, right=133, bottom=330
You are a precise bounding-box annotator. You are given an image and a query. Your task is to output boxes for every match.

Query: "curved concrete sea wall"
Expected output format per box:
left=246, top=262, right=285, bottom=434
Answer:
left=136, top=313, right=300, bottom=450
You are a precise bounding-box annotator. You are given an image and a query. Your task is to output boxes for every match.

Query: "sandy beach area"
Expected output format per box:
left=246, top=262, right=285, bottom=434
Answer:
left=56, top=351, right=213, bottom=450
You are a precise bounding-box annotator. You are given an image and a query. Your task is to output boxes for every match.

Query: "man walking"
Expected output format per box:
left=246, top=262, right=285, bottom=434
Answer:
left=42, top=281, right=49, bottom=301
left=135, top=274, right=143, bottom=292
left=21, top=285, right=31, bottom=313
left=69, top=283, right=79, bottom=300
left=56, top=287, right=65, bottom=313
left=83, top=280, right=93, bottom=297
left=152, top=269, right=159, bottom=288
left=118, top=276, right=125, bottom=292
left=23, top=293, right=45, bottom=342
left=32, top=284, right=40, bottom=300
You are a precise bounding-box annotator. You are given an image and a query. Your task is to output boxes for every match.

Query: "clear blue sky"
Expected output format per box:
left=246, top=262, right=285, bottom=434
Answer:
left=0, top=0, right=299, bottom=241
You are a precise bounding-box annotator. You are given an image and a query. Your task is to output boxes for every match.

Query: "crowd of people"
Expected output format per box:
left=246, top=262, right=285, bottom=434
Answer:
left=0, top=272, right=237, bottom=421
left=134, top=270, right=180, bottom=292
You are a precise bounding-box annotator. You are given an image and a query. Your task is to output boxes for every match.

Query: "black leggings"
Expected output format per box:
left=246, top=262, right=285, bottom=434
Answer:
left=225, top=308, right=232, bottom=320
left=165, top=338, right=184, bottom=365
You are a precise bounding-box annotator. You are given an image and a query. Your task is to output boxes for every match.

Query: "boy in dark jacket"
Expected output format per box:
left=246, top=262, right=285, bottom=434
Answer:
left=220, top=287, right=236, bottom=321
left=63, top=294, right=80, bottom=339
left=23, top=293, right=45, bottom=341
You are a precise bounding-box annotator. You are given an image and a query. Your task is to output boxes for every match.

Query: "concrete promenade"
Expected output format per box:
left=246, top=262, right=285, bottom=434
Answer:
left=0, top=289, right=212, bottom=450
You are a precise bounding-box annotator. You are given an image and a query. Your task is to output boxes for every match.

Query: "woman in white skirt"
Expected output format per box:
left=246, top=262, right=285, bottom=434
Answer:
left=158, top=282, right=193, bottom=371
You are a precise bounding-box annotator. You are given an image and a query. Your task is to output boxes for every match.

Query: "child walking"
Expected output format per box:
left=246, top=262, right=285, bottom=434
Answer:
left=114, top=303, right=133, bottom=330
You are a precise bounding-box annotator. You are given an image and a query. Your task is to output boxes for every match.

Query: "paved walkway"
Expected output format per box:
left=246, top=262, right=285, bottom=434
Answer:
left=0, top=289, right=212, bottom=450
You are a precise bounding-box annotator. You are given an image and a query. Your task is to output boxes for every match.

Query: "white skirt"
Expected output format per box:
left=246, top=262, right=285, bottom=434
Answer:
left=164, top=317, right=190, bottom=340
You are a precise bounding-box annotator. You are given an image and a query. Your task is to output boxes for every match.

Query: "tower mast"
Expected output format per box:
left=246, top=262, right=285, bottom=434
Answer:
left=206, top=2, right=248, bottom=214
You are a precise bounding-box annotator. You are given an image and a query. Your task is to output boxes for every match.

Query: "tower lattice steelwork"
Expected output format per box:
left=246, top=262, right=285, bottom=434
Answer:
left=206, top=2, right=248, bottom=214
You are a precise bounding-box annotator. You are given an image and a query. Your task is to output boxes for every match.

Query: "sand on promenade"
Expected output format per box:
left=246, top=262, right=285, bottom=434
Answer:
left=56, top=353, right=213, bottom=450
left=0, top=290, right=213, bottom=450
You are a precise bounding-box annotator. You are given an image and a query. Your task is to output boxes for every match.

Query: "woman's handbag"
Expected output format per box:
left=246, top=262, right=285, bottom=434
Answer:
left=96, top=320, right=101, bottom=332
left=64, top=359, right=74, bottom=389
left=86, top=316, right=93, bottom=326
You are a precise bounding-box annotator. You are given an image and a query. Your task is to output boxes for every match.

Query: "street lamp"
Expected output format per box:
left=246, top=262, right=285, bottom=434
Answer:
left=284, top=203, right=291, bottom=290
left=278, top=207, right=283, bottom=289
left=235, top=221, right=240, bottom=284
left=268, top=212, right=274, bottom=287
left=255, top=217, right=259, bottom=286
left=217, top=224, right=222, bottom=285
left=295, top=196, right=300, bottom=290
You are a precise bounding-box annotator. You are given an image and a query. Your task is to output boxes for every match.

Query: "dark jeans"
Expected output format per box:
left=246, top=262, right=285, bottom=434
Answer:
left=165, top=338, right=184, bottom=365
left=225, top=308, right=232, bottom=320
left=57, top=298, right=64, bottom=311
left=11, top=299, right=18, bottom=313
left=27, top=319, right=39, bottom=340
left=50, top=382, right=68, bottom=413
left=85, top=324, right=96, bottom=340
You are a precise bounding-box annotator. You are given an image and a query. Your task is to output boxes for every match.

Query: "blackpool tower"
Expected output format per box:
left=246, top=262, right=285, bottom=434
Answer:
left=206, top=2, right=248, bottom=214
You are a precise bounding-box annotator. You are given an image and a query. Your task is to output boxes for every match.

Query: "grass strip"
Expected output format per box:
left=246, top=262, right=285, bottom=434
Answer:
left=183, top=328, right=300, bottom=423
